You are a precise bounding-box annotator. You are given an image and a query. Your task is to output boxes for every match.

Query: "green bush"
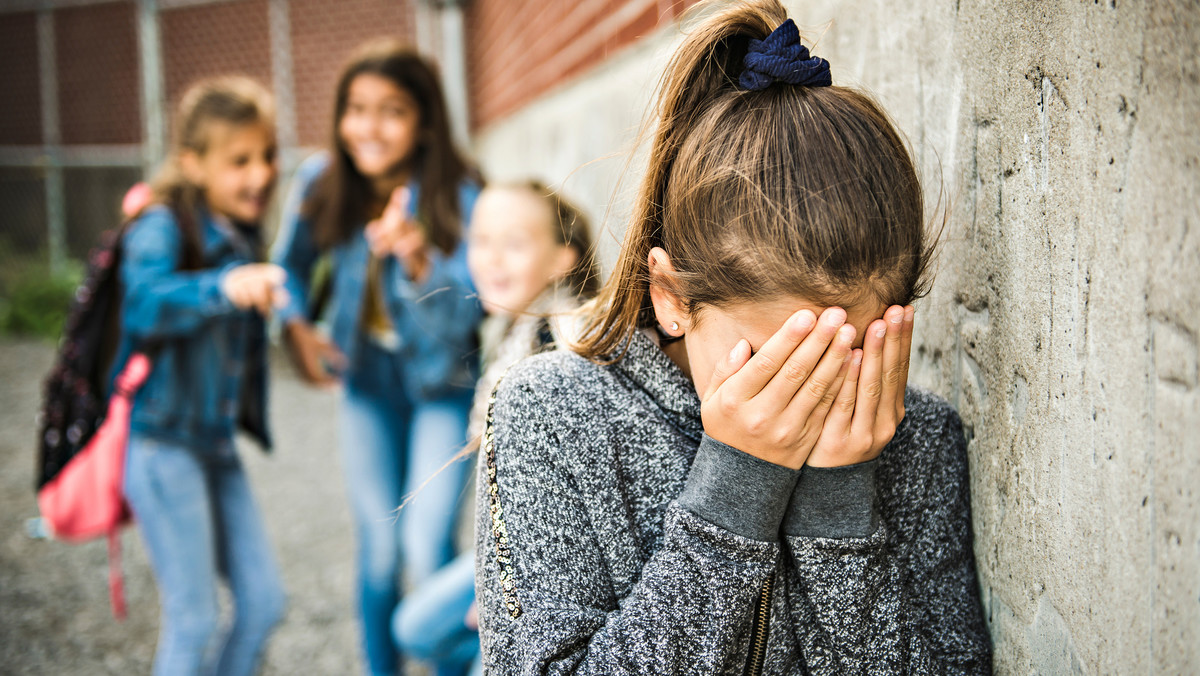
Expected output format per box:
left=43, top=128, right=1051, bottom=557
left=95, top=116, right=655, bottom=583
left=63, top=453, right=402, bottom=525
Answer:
left=0, top=259, right=83, bottom=340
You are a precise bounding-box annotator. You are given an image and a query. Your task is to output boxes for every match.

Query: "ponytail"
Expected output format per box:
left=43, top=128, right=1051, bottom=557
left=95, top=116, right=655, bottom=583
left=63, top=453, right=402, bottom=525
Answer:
left=575, top=1, right=787, bottom=360
left=576, top=0, right=932, bottom=363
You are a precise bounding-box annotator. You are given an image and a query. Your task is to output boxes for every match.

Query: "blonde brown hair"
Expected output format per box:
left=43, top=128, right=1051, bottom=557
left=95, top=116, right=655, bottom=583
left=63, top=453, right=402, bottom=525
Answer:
left=142, top=76, right=275, bottom=268
left=514, top=180, right=601, bottom=299
left=575, top=0, right=934, bottom=360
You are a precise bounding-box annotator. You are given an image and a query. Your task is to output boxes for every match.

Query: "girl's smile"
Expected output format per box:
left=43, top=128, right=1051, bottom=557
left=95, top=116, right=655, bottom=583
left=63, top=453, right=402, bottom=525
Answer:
left=339, top=73, right=422, bottom=185
left=183, top=121, right=277, bottom=224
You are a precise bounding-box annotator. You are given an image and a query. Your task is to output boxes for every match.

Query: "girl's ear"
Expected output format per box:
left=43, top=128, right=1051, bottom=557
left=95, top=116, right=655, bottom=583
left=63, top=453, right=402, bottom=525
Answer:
left=179, top=150, right=205, bottom=186
left=647, top=247, right=687, bottom=336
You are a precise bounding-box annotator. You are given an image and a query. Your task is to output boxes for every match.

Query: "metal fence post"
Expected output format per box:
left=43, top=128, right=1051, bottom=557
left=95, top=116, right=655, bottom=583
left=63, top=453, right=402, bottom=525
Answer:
left=37, top=6, right=65, bottom=272
left=138, top=0, right=164, bottom=180
left=268, top=0, right=298, bottom=174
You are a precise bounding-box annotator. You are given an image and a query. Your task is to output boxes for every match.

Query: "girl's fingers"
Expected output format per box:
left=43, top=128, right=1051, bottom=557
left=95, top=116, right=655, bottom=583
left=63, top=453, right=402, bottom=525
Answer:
left=254, top=282, right=273, bottom=315
left=388, top=186, right=410, bottom=213
left=261, top=264, right=286, bottom=287
left=852, top=319, right=887, bottom=438
left=805, top=349, right=862, bottom=468
left=721, top=309, right=818, bottom=400
left=783, top=322, right=855, bottom=421
left=272, top=286, right=291, bottom=309
left=809, top=345, right=855, bottom=428
left=878, top=305, right=906, bottom=423
left=231, top=283, right=250, bottom=309
left=384, top=187, right=413, bottom=231
left=393, top=229, right=426, bottom=259
left=758, top=307, right=847, bottom=409
left=704, top=338, right=751, bottom=400
left=825, top=349, right=862, bottom=432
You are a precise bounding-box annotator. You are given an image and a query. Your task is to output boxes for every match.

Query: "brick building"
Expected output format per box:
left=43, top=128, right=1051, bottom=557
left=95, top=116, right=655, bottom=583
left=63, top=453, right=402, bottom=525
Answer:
left=0, top=0, right=414, bottom=264
left=0, top=0, right=696, bottom=268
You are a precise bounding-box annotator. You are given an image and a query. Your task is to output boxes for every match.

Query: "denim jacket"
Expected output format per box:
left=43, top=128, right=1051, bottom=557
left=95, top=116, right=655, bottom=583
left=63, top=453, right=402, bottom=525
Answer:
left=272, top=153, right=482, bottom=400
left=116, top=205, right=271, bottom=452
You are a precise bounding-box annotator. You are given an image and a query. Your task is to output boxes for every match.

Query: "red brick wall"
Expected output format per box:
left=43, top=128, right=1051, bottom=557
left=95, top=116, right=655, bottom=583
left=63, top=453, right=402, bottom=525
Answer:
left=0, top=11, right=42, bottom=145
left=290, top=0, right=413, bottom=147
left=161, top=0, right=272, bottom=122
left=465, top=0, right=701, bottom=130
left=56, top=1, right=141, bottom=145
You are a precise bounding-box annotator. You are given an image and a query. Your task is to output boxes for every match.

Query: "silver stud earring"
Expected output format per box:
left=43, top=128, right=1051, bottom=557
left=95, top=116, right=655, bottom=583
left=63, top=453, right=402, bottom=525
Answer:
left=670, top=321, right=680, bottom=333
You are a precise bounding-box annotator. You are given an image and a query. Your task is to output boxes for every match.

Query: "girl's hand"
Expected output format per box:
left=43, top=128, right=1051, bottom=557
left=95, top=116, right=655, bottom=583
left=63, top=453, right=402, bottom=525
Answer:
left=221, top=263, right=289, bottom=316
left=365, top=187, right=431, bottom=282
left=700, top=307, right=857, bottom=470
left=806, top=305, right=914, bottom=467
left=282, top=320, right=345, bottom=387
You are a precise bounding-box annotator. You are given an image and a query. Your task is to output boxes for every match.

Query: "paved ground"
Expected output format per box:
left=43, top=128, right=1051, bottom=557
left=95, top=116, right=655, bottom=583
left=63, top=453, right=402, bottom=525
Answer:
left=0, top=338, right=366, bottom=674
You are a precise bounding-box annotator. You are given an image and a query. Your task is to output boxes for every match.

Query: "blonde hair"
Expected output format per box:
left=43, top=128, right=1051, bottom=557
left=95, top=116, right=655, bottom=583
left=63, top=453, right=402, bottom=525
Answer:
left=499, top=180, right=601, bottom=299
left=574, top=0, right=934, bottom=360
left=141, top=76, right=275, bottom=267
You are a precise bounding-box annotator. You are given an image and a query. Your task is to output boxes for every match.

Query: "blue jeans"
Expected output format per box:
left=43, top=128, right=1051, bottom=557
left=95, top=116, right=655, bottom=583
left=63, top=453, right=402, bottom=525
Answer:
left=340, top=339, right=473, bottom=675
left=392, top=551, right=481, bottom=676
left=124, top=434, right=286, bottom=676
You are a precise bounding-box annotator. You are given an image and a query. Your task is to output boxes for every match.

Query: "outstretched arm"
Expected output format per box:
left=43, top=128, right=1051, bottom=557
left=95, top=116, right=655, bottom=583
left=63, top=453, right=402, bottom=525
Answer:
left=120, top=209, right=239, bottom=340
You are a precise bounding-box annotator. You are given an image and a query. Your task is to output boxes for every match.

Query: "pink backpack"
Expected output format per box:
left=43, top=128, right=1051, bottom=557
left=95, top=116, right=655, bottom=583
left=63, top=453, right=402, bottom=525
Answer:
left=37, top=353, right=151, bottom=619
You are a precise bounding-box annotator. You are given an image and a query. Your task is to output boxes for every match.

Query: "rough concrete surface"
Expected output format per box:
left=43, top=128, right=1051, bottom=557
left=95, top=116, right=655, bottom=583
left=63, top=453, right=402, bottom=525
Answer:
left=473, top=1, right=1199, bottom=672
left=0, top=339, right=363, bottom=674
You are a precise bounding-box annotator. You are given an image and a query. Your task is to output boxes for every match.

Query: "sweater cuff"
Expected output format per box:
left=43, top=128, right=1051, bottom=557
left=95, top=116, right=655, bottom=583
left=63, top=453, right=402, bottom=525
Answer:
left=677, top=435, right=800, bottom=542
left=783, top=459, right=880, bottom=538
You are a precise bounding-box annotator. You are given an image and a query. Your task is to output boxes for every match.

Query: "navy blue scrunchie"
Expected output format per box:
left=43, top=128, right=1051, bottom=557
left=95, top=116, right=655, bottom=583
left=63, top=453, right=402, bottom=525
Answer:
left=739, top=19, right=831, bottom=91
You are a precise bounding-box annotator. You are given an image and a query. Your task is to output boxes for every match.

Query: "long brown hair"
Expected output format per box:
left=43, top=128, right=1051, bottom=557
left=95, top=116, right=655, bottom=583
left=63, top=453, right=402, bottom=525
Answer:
left=143, top=76, right=275, bottom=268
left=575, top=0, right=936, bottom=360
left=306, top=39, right=477, bottom=253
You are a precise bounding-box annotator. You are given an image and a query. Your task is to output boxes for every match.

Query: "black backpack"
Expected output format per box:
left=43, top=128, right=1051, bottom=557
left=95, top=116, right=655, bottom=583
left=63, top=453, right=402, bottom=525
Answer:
left=36, top=210, right=203, bottom=491
left=36, top=229, right=129, bottom=491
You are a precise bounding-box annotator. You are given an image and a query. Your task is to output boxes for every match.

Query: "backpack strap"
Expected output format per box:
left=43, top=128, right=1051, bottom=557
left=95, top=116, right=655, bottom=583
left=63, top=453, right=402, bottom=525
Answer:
left=107, top=529, right=126, bottom=620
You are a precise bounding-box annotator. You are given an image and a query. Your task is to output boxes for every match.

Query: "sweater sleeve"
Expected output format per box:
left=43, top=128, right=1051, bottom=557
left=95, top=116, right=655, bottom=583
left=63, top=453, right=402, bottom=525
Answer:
left=779, top=394, right=992, bottom=675
left=475, top=373, right=796, bottom=675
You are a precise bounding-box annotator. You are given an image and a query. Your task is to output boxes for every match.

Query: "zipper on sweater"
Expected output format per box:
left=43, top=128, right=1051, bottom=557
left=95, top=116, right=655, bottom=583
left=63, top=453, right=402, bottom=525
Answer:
left=744, top=573, right=774, bottom=676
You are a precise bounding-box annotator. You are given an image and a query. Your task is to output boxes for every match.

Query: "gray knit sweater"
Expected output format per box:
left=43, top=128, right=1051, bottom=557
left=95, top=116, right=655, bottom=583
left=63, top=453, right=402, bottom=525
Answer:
left=475, top=329, right=991, bottom=674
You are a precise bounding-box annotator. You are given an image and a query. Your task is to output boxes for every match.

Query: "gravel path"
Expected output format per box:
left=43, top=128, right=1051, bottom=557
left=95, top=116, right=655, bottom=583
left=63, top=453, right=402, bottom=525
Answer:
left=0, top=338, right=365, bottom=674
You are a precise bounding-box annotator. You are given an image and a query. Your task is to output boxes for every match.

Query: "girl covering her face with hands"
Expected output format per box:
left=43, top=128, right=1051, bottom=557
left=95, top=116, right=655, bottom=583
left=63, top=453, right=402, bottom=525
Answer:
left=272, top=39, right=482, bottom=676
left=118, top=76, right=287, bottom=676
left=474, top=2, right=991, bottom=674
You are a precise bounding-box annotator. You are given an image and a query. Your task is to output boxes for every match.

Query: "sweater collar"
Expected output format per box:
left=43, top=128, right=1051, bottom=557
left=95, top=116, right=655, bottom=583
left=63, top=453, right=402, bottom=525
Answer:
left=611, top=329, right=703, bottom=443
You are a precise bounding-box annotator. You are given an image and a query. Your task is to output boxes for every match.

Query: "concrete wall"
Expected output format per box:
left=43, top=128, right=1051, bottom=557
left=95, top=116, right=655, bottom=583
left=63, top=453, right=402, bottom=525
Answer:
left=469, top=1, right=1199, bottom=671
